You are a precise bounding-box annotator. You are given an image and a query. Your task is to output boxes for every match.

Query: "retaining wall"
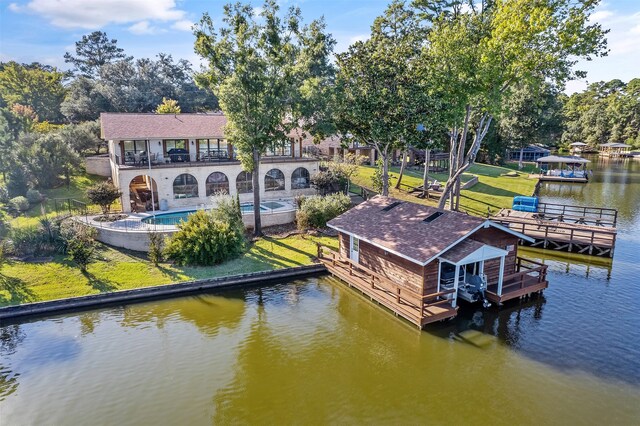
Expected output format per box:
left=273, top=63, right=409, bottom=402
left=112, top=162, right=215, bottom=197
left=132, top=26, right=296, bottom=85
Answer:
left=85, top=155, right=111, bottom=177
left=0, top=264, right=327, bottom=321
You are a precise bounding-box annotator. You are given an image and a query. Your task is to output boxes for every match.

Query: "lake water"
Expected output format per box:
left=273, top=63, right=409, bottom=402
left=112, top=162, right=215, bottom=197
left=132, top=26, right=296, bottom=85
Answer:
left=1, top=157, right=639, bottom=425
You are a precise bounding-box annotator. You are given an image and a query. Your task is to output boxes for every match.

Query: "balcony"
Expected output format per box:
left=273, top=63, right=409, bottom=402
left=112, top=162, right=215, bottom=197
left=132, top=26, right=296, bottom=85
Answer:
left=111, top=151, right=318, bottom=170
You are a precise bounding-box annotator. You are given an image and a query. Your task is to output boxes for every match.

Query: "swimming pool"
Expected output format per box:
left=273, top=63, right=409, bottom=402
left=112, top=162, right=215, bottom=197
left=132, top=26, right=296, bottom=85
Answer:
left=142, top=202, right=286, bottom=226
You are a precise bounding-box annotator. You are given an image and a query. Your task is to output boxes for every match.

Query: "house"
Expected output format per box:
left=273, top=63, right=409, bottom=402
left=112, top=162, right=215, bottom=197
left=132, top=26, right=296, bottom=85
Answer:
left=599, top=142, right=631, bottom=157
left=101, top=113, right=318, bottom=213
left=318, top=196, right=549, bottom=328
left=506, top=145, right=551, bottom=162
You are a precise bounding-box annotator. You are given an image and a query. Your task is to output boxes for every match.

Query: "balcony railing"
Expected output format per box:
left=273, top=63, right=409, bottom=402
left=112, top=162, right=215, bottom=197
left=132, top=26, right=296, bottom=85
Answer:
left=111, top=151, right=319, bottom=169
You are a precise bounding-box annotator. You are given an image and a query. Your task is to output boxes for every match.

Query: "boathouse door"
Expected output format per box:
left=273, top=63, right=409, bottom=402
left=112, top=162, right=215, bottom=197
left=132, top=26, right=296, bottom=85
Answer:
left=350, top=236, right=360, bottom=263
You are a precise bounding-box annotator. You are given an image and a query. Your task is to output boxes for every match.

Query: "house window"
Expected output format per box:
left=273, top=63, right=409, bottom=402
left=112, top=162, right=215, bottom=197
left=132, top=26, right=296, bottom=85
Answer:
left=122, top=140, right=147, bottom=163
left=265, top=169, right=285, bottom=191
left=265, top=140, right=292, bottom=157
left=164, top=139, right=187, bottom=153
left=291, top=167, right=310, bottom=189
left=236, top=171, right=253, bottom=194
left=173, top=174, right=198, bottom=199
left=206, top=172, right=229, bottom=196
left=198, top=139, right=230, bottom=160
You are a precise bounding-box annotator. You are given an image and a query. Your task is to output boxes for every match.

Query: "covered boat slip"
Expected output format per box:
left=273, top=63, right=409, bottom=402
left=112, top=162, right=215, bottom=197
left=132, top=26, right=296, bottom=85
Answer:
left=599, top=142, right=631, bottom=157
left=534, top=155, right=590, bottom=183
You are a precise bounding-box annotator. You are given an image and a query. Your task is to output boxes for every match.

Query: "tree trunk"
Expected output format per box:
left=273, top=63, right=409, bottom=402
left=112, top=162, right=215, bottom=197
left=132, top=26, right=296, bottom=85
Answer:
left=252, top=148, right=262, bottom=237
left=518, top=147, right=524, bottom=169
left=382, top=148, right=389, bottom=196
left=394, top=149, right=409, bottom=189
left=422, top=148, right=430, bottom=198
left=438, top=114, right=493, bottom=209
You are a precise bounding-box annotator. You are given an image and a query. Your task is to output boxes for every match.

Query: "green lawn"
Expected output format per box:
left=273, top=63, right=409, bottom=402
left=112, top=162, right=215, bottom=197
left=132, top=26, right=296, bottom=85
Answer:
left=350, top=162, right=537, bottom=217
left=0, top=233, right=338, bottom=306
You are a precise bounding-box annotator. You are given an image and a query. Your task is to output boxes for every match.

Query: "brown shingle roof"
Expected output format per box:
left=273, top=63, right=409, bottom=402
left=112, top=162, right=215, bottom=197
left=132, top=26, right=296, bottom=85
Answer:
left=327, top=196, right=486, bottom=265
left=439, top=239, right=485, bottom=263
left=100, top=113, right=227, bottom=140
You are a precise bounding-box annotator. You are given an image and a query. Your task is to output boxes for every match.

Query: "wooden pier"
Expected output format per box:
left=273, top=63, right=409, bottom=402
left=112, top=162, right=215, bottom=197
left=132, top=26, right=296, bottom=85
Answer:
left=492, top=203, right=617, bottom=257
left=318, top=246, right=458, bottom=328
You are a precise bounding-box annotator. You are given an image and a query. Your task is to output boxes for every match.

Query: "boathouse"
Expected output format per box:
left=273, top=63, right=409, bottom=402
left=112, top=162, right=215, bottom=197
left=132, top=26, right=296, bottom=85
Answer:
left=599, top=142, right=631, bottom=157
left=318, top=196, right=549, bottom=328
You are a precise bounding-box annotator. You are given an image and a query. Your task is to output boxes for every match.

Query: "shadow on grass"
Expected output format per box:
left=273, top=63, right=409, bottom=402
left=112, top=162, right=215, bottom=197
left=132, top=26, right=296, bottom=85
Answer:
left=465, top=182, right=523, bottom=198
left=251, top=244, right=302, bottom=268
left=81, top=270, right=118, bottom=293
left=0, top=274, right=36, bottom=305
left=157, top=264, right=185, bottom=281
left=265, top=237, right=313, bottom=260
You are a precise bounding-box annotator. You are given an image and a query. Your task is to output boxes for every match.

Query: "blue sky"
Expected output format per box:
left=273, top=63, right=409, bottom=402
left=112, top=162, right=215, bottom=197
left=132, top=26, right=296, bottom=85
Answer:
left=0, top=0, right=638, bottom=93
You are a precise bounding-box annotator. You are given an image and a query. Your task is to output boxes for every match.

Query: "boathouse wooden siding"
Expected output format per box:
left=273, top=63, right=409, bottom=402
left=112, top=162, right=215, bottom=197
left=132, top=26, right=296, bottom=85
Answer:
left=338, top=226, right=520, bottom=296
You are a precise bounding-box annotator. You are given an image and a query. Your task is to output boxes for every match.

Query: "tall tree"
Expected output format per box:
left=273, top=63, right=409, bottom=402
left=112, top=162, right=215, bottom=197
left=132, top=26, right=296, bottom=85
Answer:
left=416, top=0, right=608, bottom=209
left=194, top=0, right=335, bottom=236
left=334, top=1, right=435, bottom=196
left=64, top=31, right=130, bottom=78
left=0, top=62, right=66, bottom=122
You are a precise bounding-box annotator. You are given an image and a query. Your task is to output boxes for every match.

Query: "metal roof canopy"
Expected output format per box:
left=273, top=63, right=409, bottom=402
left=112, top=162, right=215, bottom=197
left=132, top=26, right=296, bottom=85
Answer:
left=536, top=155, right=591, bottom=164
left=600, top=142, right=631, bottom=148
left=569, top=142, right=588, bottom=146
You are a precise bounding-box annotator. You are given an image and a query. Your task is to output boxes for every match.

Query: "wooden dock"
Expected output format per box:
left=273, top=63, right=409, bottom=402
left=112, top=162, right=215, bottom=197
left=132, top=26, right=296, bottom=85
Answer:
left=492, top=203, right=617, bottom=257
left=529, top=173, right=588, bottom=183
left=318, top=246, right=458, bottom=328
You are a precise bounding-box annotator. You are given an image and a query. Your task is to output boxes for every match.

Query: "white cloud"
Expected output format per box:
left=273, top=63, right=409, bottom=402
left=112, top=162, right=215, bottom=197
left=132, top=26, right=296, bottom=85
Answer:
left=171, top=20, right=193, bottom=32
left=128, top=21, right=159, bottom=35
left=18, top=0, right=187, bottom=30
left=589, top=10, right=614, bottom=22
left=8, top=3, right=22, bottom=12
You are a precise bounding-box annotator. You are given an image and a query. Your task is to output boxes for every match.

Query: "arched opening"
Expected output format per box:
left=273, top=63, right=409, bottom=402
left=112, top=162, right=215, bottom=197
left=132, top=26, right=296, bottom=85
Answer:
left=265, top=168, right=285, bottom=191
left=206, top=171, right=229, bottom=196
left=129, top=175, right=158, bottom=212
left=173, top=173, right=199, bottom=199
left=291, top=167, right=310, bottom=189
left=236, top=171, right=253, bottom=194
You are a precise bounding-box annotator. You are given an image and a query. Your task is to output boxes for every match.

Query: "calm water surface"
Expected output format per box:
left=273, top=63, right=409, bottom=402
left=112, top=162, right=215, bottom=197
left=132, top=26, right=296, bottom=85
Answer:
left=1, top=157, right=639, bottom=425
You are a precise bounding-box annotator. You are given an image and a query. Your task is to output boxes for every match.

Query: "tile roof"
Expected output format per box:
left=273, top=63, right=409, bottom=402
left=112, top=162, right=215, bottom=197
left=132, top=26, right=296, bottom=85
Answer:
left=101, top=113, right=227, bottom=140
left=327, top=196, right=486, bottom=265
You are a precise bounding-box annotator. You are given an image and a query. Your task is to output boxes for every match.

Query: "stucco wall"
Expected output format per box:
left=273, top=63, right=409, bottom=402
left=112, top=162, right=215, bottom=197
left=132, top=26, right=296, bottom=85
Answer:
left=112, top=158, right=318, bottom=213
left=85, top=155, right=111, bottom=177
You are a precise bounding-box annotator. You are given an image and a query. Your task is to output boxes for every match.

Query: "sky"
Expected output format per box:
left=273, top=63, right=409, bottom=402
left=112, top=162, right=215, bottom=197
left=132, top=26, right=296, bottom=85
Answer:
left=0, top=0, right=638, bottom=94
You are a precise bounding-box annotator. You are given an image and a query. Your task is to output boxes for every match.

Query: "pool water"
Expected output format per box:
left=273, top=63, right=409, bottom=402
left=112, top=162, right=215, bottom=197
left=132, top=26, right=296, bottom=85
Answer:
left=141, top=202, right=286, bottom=225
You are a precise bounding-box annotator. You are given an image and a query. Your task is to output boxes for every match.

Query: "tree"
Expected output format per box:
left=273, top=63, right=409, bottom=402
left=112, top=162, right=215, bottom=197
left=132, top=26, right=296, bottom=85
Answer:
left=148, top=232, right=164, bottom=266
left=0, top=62, right=66, bottom=122
left=17, top=132, right=81, bottom=188
left=86, top=182, right=122, bottom=215
left=500, top=82, right=563, bottom=168
left=156, top=98, right=181, bottom=114
left=61, top=222, right=97, bottom=272
left=64, top=31, right=130, bottom=78
left=60, top=55, right=218, bottom=121
left=6, top=165, right=29, bottom=198
left=415, top=0, right=608, bottom=209
left=59, top=120, right=104, bottom=154
left=194, top=0, right=335, bottom=236
left=334, top=1, right=435, bottom=196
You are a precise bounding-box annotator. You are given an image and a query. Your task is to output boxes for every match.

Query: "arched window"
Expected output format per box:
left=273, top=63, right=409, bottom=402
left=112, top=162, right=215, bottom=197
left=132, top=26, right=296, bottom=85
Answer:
left=265, top=168, right=285, bottom=191
left=206, top=172, right=229, bottom=196
left=173, top=174, right=198, bottom=199
left=236, top=171, right=253, bottom=194
left=291, top=167, right=310, bottom=189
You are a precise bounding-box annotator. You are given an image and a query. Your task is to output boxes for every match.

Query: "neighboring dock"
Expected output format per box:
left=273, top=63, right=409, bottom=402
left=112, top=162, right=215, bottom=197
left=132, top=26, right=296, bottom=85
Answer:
left=492, top=202, right=617, bottom=257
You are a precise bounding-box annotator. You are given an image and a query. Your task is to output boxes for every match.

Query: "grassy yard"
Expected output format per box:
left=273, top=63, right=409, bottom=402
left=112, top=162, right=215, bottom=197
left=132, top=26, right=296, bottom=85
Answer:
left=0, top=233, right=338, bottom=306
left=350, top=162, right=537, bottom=217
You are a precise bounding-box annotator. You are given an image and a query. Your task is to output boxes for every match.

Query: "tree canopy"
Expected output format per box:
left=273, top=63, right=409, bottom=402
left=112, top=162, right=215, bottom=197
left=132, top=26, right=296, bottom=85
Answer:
left=64, top=31, right=130, bottom=78
left=193, top=0, right=335, bottom=235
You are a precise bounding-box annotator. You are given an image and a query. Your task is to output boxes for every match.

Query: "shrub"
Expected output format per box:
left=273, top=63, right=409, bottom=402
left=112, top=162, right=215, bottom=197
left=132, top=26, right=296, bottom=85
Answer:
left=26, top=189, right=42, bottom=204
left=310, top=170, right=346, bottom=196
left=296, top=193, right=351, bottom=230
left=165, top=209, right=245, bottom=266
left=60, top=221, right=97, bottom=271
left=86, top=182, right=122, bottom=215
left=371, top=158, right=384, bottom=193
left=10, top=196, right=30, bottom=213
left=9, top=225, right=46, bottom=256
left=148, top=232, right=164, bottom=266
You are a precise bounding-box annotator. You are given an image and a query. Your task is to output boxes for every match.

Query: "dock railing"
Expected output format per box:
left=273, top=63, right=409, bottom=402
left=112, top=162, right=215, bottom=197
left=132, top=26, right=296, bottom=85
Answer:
left=501, top=257, right=548, bottom=292
left=536, top=202, right=618, bottom=227
left=317, top=245, right=455, bottom=324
